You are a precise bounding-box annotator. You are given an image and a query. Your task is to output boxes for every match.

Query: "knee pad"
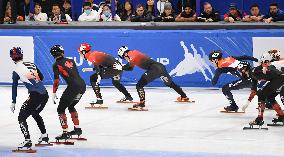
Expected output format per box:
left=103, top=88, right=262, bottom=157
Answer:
left=57, top=99, right=70, bottom=114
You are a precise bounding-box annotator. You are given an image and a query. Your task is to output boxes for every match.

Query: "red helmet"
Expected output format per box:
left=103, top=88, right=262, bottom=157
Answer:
left=78, top=43, right=91, bottom=54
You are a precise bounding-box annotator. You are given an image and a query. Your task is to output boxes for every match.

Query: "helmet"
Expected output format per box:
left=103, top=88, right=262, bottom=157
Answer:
left=268, top=49, right=280, bottom=61
left=209, top=50, right=223, bottom=61
left=237, top=61, right=251, bottom=72
left=50, top=45, right=64, bottom=58
left=78, top=43, right=91, bottom=54
left=259, top=52, right=273, bottom=63
left=10, top=47, right=23, bottom=61
left=118, top=46, right=129, bottom=59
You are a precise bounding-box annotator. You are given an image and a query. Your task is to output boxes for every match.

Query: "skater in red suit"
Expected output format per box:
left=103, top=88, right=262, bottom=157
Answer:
left=50, top=45, right=86, bottom=141
left=78, top=43, right=133, bottom=104
left=116, top=46, right=190, bottom=109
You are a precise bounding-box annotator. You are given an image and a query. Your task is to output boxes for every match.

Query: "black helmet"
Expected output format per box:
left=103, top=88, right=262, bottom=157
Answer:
left=209, top=50, right=223, bottom=61
left=50, top=45, right=64, bottom=58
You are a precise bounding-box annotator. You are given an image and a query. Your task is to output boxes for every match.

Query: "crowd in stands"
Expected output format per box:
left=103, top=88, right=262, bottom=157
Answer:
left=0, top=0, right=283, bottom=24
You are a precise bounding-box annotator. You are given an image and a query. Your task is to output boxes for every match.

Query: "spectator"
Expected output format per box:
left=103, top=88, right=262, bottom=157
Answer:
left=98, top=4, right=121, bottom=21
left=48, top=3, right=72, bottom=22
left=130, top=4, right=152, bottom=22
left=157, top=0, right=172, bottom=15
left=84, top=0, right=99, bottom=11
left=263, top=3, right=284, bottom=23
left=175, top=4, right=196, bottom=22
left=154, top=2, right=175, bottom=22
left=146, top=0, right=155, bottom=15
left=224, top=3, right=245, bottom=23
left=63, top=0, right=72, bottom=17
left=197, top=2, right=220, bottom=22
left=0, top=0, right=18, bottom=24
left=242, top=4, right=263, bottom=22
left=29, top=3, right=48, bottom=21
left=177, top=0, right=195, bottom=14
left=78, top=2, right=99, bottom=21
left=120, top=0, right=133, bottom=21
left=33, top=0, right=64, bottom=15
left=4, top=2, right=24, bottom=23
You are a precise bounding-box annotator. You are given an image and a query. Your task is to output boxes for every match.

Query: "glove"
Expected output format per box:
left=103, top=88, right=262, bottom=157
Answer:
left=242, top=100, right=250, bottom=112
left=11, top=103, right=15, bottom=113
left=52, top=93, right=58, bottom=104
left=229, top=17, right=235, bottom=23
left=113, top=62, right=123, bottom=70
left=82, top=68, right=93, bottom=72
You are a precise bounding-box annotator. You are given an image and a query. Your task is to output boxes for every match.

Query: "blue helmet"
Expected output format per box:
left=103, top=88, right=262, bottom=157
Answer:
left=10, top=47, right=23, bottom=61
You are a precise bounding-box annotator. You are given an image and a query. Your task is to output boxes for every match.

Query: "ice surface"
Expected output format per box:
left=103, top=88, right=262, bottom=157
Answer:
left=0, top=86, right=283, bottom=157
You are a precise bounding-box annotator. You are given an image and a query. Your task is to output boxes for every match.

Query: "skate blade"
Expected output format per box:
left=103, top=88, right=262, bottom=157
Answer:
left=116, top=101, right=138, bottom=104
left=128, top=107, right=148, bottom=111
left=220, top=111, right=245, bottom=113
left=69, top=137, right=87, bottom=141
left=243, top=127, right=268, bottom=130
left=174, top=100, right=195, bottom=103
left=267, top=123, right=284, bottom=126
left=12, top=149, right=37, bottom=153
left=50, top=141, right=74, bottom=145
left=85, top=106, right=108, bottom=109
left=35, top=143, right=53, bottom=147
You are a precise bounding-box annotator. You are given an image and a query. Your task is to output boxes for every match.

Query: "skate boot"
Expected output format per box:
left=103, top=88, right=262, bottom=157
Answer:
left=176, top=96, right=190, bottom=102
left=18, top=139, right=32, bottom=150
left=38, top=134, right=49, bottom=144
left=69, top=127, right=82, bottom=138
left=249, top=117, right=264, bottom=126
left=55, top=131, right=70, bottom=142
left=272, top=115, right=284, bottom=124
left=224, top=105, right=239, bottom=112
left=118, top=96, right=133, bottom=103
left=90, top=99, right=103, bottom=107
left=133, top=101, right=145, bottom=109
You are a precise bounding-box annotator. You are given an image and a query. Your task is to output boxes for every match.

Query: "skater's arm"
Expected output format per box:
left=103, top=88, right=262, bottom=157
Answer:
left=12, top=71, right=19, bottom=103
left=122, top=63, right=134, bottom=71
left=36, top=66, right=44, bottom=81
left=212, top=68, right=222, bottom=85
left=53, top=64, right=60, bottom=93
left=233, top=55, right=258, bottom=62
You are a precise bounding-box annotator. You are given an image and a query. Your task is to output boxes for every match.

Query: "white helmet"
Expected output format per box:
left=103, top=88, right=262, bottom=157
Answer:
left=260, top=52, right=273, bottom=63
left=118, top=46, right=128, bottom=59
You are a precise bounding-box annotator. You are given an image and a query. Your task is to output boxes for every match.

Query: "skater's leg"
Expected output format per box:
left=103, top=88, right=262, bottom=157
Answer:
left=112, top=74, right=132, bottom=98
left=68, top=90, right=85, bottom=128
left=57, top=88, right=74, bottom=132
left=90, top=73, right=102, bottom=99
left=31, top=93, right=49, bottom=135
left=136, top=75, right=149, bottom=103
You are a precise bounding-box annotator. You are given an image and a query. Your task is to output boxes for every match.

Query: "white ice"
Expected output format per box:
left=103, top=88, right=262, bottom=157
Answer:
left=0, top=86, right=284, bottom=157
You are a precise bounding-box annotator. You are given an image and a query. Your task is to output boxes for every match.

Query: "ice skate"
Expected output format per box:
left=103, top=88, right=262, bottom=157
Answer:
left=12, top=139, right=36, bottom=153
left=35, top=134, right=53, bottom=147
left=175, top=96, right=195, bottom=103
left=116, top=96, right=136, bottom=103
left=85, top=99, right=108, bottom=109
left=69, top=127, right=87, bottom=141
left=51, top=132, right=74, bottom=145
left=243, top=117, right=268, bottom=130
left=268, top=115, right=284, bottom=126
left=221, top=105, right=244, bottom=113
left=128, top=101, right=148, bottom=111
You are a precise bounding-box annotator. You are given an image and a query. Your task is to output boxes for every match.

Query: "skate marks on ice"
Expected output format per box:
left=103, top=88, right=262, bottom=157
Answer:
left=169, top=41, right=214, bottom=82
left=2, top=147, right=283, bottom=157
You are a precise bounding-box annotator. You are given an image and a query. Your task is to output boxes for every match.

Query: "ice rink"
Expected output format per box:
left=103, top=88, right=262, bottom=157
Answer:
left=0, top=86, right=284, bottom=157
